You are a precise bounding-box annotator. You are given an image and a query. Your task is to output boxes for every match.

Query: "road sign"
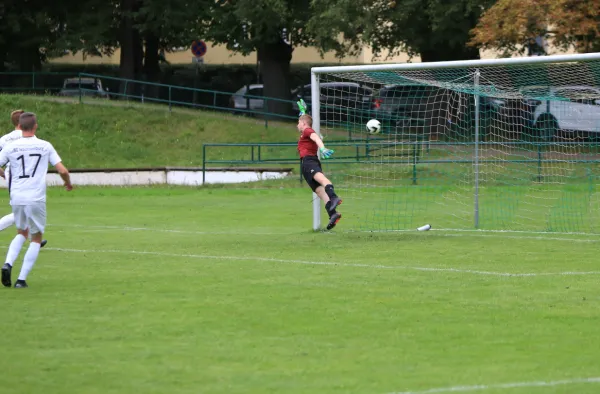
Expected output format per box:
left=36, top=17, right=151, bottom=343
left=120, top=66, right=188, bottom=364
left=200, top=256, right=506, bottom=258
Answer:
left=191, top=40, right=207, bottom=58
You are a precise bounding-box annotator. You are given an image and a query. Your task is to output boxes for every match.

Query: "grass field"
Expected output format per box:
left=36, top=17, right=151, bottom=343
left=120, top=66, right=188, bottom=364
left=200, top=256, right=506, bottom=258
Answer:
left=0, top=95, right=599, bottom=393
left=1, top=186, right=599, bottom=394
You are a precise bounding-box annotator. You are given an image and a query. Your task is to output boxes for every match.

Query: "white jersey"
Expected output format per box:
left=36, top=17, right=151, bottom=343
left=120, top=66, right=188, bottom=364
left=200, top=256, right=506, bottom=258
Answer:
left=0, top=129, right=23, bottom=171
left=0, top=136, right=61, bottom=205
left=0, top=129, right=23, bottom=151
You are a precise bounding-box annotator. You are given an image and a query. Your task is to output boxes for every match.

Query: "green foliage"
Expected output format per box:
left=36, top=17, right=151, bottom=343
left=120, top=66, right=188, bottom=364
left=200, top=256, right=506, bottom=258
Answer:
left=471, top=0, right=600, bottom=55
left=202, top=0, right=313, bottom=54
left=310, top=0, right=496, bottom=61
left=0, top=0, right=72, bottom=70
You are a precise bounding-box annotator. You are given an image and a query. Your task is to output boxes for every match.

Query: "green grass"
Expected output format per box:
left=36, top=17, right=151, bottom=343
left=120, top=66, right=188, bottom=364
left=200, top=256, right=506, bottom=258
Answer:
left=1, top=186, right=600, bottom=394
left=0, top=97, right=598, bottom=392
left=0, top=94, right=299, bottom=168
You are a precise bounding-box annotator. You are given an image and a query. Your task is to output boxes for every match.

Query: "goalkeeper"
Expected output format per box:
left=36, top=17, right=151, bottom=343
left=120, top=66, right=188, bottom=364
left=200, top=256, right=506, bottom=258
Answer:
left=296, top=99, right=342, bottom=230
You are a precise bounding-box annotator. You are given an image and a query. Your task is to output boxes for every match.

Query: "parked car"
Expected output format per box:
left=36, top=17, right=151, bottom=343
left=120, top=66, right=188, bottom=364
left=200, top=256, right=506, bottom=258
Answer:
left=229, top=84, right=265, bottom=112
left=369, top=83, right=528, bottom=138
left=520, top=85, right=600, bottom=139
left=369, top=84, right=460, bottom=135
left=292, top=82, right=374, bottom=123
left=58, top=77, right=110, bottom=99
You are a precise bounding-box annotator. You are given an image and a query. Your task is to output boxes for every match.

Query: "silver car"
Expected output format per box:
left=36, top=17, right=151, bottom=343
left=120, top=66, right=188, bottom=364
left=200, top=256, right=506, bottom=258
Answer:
left=229, top=84, right=265, bottom=112
left=59, top=77, right=110, bottom=99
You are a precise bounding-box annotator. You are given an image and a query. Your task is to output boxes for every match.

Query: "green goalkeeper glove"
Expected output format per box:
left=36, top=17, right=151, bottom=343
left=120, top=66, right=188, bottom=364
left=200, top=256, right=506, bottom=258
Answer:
left=297, top=98, right=307, bottom=116
left=319, top=147, right=334, bottom=159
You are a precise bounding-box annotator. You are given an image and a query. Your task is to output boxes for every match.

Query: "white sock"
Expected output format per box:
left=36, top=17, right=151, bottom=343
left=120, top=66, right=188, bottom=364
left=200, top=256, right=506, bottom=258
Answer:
left=5, top=234, right=26, bottom=266
left=18, top=242, right=41, bottom=281
left=0, top=213, right=15, bottom=231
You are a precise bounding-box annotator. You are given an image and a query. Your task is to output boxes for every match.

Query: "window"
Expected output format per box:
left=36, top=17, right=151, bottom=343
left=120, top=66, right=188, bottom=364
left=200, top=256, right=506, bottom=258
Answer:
left=245, top=88, right=263, bottom=97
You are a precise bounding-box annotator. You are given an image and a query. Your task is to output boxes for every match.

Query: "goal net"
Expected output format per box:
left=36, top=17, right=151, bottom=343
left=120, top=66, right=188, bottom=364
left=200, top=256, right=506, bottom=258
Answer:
left=310, top=53, right=600, bottom=234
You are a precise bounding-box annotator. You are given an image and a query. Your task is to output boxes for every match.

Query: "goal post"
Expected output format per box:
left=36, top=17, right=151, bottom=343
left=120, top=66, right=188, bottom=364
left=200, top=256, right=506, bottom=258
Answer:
left=310, top=52, right=600, bottom=233
left=311, top=71, right=322, bottom=230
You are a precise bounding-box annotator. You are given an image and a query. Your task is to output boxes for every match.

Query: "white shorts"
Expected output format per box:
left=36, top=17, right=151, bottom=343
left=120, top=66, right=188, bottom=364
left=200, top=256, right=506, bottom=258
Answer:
left=12, top=203, right=47, bottom=234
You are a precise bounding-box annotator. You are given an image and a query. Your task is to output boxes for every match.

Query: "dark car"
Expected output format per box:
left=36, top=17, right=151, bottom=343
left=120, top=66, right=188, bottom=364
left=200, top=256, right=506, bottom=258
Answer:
left=370, top=83, right=536, bottom=139
left=370, top=84, right=445, bottom=135
left=292, top=82, right=374, bottom=124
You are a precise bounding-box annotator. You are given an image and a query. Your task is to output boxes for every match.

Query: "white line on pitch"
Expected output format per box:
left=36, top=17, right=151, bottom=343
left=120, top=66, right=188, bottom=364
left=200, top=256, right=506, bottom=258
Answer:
left=49, top=223, right=600, bottom=243
left=42, top=247, right=600, bottom=277
left=435, top=228, right=600, bottom=237
left=48, top=223, right=291, bottom=236
left=388, top=376, right=600, bottom=394
left=436, top=233, right=600, bottom=243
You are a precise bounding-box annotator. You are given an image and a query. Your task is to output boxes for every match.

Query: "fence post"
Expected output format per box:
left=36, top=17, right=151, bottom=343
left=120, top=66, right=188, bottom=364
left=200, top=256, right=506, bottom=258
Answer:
left=78, top=74, right=82, bottom=104
left=202, top=145, right=206, bottom=185
left=32, top=73, right=35, bottom=91
left=168, top=86, right=172, bottom=112
left=258, top=145, right=261, bottom=161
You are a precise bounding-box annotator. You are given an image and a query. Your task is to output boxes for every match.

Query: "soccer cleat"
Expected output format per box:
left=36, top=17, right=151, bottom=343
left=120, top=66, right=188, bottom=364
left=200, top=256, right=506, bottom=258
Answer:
left=14, top=279, right=28, bottom=288
left=1, top=263, right=12, bottom=287
left=41, top=240, right=47, bottom=248
left=328, top=197, right=342, bottom=213
left=326, top=212, right=342, bottom=230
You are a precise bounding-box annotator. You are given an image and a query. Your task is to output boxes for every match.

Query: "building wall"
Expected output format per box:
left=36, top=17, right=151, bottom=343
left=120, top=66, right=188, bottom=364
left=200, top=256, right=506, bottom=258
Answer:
left=49, top=40, right=574, bottom=66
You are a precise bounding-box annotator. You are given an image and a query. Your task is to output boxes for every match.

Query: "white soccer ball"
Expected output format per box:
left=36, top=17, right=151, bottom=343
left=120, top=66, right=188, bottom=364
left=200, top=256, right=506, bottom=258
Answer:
left=366, top=119, right=381, bottom=134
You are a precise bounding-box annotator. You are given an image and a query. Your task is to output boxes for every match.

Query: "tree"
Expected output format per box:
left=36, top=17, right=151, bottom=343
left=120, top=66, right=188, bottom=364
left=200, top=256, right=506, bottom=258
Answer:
left=0, top=0, right=75, bottom=72
left=135, top=0, right=211, bottom=83
left=55, top=0, right=210, bottom=94
left=470, top=0, right=600, bottom=55
left=200, top=0, right=366, bottom=116
left=309, top=0, right=496, bottom=63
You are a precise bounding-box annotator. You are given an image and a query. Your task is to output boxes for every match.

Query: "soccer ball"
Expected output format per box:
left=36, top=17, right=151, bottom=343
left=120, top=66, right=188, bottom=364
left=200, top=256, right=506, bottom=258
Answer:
left=366, top=119, right=381, bottom=134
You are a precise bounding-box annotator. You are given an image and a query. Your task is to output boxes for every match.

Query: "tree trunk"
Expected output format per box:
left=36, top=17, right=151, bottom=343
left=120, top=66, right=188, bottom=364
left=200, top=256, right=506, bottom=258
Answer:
left=143, top=33, right=161, bottom=99
left=420, top=43, right=480, bottom=63
left=14, top=45, right=42, bottom=71
left=419, top=39, right=479, bottom=141
left=119, top=0, right=143, bottom=96
left=257, top=40, right=293, bottom=117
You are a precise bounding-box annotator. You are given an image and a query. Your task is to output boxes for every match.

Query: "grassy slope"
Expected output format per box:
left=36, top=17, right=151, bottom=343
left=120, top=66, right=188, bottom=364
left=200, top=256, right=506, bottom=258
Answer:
left=0, top=95, right=300, bottom=168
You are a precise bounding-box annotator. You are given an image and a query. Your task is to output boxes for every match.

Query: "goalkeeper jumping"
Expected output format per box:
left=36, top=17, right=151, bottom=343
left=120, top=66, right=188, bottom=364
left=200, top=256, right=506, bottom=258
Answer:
left=296, top=99, right=342, bottom=230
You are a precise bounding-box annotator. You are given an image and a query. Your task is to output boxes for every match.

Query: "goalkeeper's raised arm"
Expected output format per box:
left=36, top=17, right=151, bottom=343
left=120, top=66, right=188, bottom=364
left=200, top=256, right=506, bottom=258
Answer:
left=296, top=114, right=343, bottom=230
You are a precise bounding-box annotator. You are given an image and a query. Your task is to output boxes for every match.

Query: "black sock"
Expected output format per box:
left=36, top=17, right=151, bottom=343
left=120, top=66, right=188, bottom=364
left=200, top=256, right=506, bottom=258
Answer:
left=324, top=184, right=336, bottom=199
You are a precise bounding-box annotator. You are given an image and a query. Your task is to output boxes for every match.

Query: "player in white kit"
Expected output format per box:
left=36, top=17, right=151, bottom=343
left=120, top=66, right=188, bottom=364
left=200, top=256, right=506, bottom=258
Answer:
left=0, top=110, right=48, bottom=247
left=0, top=112, right=72, bottom=288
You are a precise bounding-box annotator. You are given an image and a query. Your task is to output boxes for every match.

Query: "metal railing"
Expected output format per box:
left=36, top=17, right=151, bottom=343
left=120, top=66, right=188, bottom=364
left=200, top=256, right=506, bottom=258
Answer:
left=202, top=140, right=600, bottom=185
left=0, top=71, right=299, bottom=126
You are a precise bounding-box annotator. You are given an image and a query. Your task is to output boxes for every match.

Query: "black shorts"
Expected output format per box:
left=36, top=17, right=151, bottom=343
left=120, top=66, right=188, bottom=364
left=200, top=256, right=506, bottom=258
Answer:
left=301, top=155, right=323, bottom=192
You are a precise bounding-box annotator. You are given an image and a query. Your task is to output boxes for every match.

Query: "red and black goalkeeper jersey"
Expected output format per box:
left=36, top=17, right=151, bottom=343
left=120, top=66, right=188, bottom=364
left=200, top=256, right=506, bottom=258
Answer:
left=297, top=127, right=318, bottom=158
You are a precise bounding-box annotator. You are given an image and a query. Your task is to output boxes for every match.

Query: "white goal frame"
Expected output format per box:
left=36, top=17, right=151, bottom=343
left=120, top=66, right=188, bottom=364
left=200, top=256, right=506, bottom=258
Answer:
left=310, top=52, right=600, bottom=231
